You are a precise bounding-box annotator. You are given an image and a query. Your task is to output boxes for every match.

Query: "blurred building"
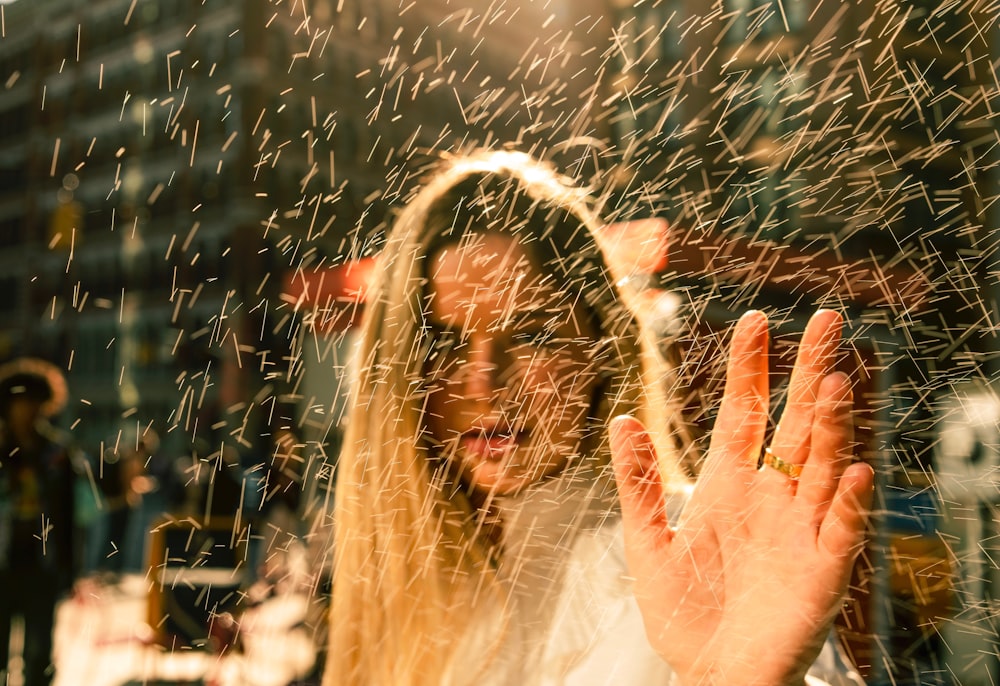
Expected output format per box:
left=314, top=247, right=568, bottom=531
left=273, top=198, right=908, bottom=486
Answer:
left=0, top=0, right=613, bottom=451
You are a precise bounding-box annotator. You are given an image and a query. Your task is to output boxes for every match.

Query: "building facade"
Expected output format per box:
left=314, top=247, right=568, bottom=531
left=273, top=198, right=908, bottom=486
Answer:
left=0, top=0, right=615, bottom=449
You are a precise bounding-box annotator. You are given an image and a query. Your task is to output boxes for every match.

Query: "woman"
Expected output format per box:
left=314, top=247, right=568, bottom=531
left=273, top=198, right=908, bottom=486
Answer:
left=0, top=358, right=78, bottom=686
left=324, top=150, right=873, bottom=685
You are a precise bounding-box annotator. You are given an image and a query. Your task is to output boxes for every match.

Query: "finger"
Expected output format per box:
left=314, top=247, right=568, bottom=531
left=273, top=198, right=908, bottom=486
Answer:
left=704, top=310, right=770, bottom=478
left=765, top=310, right=843, bottom=485
left=610, top=415, right=672, bottom=548
left=796, top=371, right=853, bottom=529
left=817, top=461, right=874, bottom=562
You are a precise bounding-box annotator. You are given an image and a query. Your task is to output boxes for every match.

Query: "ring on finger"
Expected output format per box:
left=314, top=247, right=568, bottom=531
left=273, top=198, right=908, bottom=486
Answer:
left=761, top=447, right=803, bottom=480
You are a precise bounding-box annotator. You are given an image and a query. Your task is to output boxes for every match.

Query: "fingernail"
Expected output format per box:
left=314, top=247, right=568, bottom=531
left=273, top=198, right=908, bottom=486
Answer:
left=738, top=309, right=766, bottom=329
left=608, top=416, right=632, bottom=461
left=815, top=308, right=843, bottom=324
left=737, top=310, right=767, bottom=343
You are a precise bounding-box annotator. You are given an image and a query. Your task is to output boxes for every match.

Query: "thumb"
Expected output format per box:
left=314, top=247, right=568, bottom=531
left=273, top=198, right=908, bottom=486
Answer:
left=610, top=415, right=672, bottom=544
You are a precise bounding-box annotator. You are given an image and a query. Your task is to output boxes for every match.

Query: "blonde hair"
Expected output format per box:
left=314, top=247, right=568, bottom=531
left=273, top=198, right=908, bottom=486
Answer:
left=325, top=150, right=686, bottom=685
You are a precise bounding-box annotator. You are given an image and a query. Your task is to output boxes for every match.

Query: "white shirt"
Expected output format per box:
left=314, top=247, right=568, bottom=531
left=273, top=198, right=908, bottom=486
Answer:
left=452, top=465, right=865, bottom=685
left=541, top=516, right=866, bottom=685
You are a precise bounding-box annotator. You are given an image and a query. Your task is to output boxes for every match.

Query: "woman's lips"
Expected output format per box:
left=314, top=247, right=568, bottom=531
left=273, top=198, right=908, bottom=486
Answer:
left=461, top=430, right=528, bottom=461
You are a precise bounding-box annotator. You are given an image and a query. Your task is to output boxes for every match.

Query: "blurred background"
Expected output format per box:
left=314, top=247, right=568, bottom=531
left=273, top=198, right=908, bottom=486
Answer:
left=0, top=0, right=997, bottom=684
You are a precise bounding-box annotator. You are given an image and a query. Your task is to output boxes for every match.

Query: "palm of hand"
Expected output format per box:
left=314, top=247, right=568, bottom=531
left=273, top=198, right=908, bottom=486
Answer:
left=611, top=310, right=874, bottom=686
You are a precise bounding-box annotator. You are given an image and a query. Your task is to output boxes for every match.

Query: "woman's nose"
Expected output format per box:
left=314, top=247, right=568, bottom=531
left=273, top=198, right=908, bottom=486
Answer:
left=463, top=336, right=513, bottom=401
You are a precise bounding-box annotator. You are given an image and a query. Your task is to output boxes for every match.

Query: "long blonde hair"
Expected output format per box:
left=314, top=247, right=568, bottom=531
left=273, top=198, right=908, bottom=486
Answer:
left=325, top=150, right=685, bottom=685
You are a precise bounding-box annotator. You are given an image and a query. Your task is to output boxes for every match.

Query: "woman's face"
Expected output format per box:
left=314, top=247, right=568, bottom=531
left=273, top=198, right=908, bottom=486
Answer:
left=423, top=232, right=604, bottom=496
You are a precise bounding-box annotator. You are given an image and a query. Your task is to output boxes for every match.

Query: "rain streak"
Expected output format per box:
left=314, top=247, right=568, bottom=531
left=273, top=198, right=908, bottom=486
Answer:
left=0, top=1, right=996, bottom=685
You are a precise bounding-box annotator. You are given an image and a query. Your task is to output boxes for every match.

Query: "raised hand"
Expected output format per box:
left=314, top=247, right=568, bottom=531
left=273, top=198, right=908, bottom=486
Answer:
left=610, top=309, right=874, bottom=686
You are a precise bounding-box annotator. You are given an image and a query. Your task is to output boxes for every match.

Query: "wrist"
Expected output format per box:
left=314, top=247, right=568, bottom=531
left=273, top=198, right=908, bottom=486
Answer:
left=674, top=671, right=809, bottom=686
left=670, top=644, right=810, bottom=686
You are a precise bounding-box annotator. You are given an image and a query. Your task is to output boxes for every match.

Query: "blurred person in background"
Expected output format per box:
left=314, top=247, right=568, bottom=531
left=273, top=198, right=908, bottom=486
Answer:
left=246, top=420, right=308, bottom=598
left=0, top=358, right=80, bottom=686
left=93, top=441, right=132, bottom=579
left=120, top=426, right=180, bottom=574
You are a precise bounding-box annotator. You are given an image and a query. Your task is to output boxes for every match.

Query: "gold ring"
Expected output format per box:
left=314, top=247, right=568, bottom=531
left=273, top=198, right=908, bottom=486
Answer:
left=762, top=447, right=803, bottom=480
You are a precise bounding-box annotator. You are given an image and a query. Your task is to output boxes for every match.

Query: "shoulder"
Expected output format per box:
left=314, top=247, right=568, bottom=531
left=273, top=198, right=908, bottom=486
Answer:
left=559, top=487, right=689, bottom=603
left=539, top=515, right=674, bottom=685
left=36, top=426, right=81, bottom=474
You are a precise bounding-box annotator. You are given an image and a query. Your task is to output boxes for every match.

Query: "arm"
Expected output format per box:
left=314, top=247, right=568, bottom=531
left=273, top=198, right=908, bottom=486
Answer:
left=610, top=309, right=874, bottom=686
